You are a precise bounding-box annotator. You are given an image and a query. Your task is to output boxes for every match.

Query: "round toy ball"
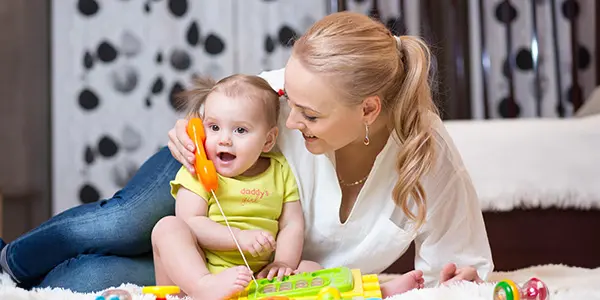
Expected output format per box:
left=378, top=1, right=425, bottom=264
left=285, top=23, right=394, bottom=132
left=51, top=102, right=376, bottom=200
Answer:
left=100, top=289, right=132, bottom=300
left=521, top=278, right=549, bottom=300
left=317, top=286, right=342, bottom=300
left=493, top=279, right=521, bottom=300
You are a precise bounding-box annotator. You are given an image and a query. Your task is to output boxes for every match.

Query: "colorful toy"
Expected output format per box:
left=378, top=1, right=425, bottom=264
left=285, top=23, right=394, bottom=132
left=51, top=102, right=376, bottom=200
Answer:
left=493, top=278, right=549, bottom=300
left=227, top=266, right=383, bottom=300
left=187, top=117, right=219, bottom=192
left=142, top=286, right=181, bottom=300
left=95, top=289, right=132, bottom=300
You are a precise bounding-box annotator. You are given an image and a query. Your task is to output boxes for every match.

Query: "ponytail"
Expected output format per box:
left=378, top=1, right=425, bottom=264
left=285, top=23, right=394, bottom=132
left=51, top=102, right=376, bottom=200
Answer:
left=179, top=76, right=217, bottom=119
left=390, top=36, right=439, bottom=229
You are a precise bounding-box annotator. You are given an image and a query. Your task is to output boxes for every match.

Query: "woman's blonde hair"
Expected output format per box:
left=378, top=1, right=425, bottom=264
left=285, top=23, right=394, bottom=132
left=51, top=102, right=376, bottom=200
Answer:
left=180, top=74, right=280, bottom=127
left=292, top=12, right=438, bottom=228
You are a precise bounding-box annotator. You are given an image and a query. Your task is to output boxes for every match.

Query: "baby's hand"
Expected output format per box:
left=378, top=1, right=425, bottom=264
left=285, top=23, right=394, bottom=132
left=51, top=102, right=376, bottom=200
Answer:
left=235, top=230, right=276, bottom=257
left=256, top=261, right=295, bottom=280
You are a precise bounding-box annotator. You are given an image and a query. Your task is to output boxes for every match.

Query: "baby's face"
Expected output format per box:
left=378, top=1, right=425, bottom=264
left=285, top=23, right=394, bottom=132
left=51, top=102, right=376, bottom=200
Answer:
left=202, top=92, right=275, bottom=177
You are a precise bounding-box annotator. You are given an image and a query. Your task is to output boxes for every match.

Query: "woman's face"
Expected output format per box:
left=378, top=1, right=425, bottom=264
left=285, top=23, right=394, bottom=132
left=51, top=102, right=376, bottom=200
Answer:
left=283, top=55, right=366, bottom=155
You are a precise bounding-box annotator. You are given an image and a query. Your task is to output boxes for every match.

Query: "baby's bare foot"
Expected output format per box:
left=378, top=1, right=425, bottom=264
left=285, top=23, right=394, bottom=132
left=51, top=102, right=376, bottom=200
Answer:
left=190, top=266, right=252, bottom=300
left=381, top=270, right=424, bottom=298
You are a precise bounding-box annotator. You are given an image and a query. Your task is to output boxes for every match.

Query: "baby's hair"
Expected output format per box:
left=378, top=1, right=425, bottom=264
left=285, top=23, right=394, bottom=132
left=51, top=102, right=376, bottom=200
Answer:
left=179, top=74, right=281, bottom=127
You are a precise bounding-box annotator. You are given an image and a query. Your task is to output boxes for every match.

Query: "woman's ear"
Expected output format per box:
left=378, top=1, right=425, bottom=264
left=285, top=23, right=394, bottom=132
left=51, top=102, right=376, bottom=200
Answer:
left=362, top=95, right=382, bottom=125
left=262, top=126, right=279, bottom=152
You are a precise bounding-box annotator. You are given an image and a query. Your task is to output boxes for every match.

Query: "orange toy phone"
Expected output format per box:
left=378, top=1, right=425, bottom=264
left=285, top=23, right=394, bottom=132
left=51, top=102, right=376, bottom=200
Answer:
left=186, top=118, right=219, bottom=192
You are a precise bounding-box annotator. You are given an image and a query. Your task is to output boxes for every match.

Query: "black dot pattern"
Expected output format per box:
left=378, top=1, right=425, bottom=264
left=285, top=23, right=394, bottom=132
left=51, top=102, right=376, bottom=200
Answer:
left=494, top=1, right=517, bottom=24
left=576, top=45, right=591, bottom=70
left=98, top=135, right=119, bottom=158
left=79, top=184, right=100, bottom=203
left=561, top=0, right=579, bottom=20
left=475, top=0, right=596, bottom=118
left=515, top=48, right=533, bottom=71
left=62, top=0, right=334, bottom=211
left=204, top=34, right=225, bottom=55
left=84, top=146, right=95, bottom=165
left=97, top=40, right=118, bottom=63
left=170, top=82, right=185, bottom=111
left=264, top=36, right=275, bottom=54
left=277, top=25, right=297, bottom=47
left=77, top=0, right=100, bottom=17
left=168, top=0, right=188, bottom=17
left=498, top=97, right=521, bottom=118
left=78, top=88, right=100, bottom=111
left=83, top=51, right=94, bottom=69
left=151, top=76, right=164, bottom=94
left=170, top=49, right=192, bottom=71
left=186, top=21, right=200, bottom=46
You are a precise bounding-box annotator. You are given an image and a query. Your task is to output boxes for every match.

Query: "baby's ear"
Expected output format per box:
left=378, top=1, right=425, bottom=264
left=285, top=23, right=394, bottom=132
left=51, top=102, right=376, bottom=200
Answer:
left=262, top=126, right=279, bottom=152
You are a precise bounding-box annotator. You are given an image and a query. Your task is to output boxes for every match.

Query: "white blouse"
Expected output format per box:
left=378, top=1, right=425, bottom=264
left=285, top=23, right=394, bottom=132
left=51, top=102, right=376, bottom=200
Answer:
left=259, top=68, right=494, bottom=287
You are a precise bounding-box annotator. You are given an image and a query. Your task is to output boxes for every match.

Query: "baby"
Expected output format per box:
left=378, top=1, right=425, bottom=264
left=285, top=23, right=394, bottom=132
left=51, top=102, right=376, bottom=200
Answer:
left=151, top=74, right=305, bottom=300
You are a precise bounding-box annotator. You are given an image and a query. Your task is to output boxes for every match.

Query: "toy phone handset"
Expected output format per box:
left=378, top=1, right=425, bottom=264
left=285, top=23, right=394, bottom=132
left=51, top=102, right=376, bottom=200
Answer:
left=186, top=118, right=219, bottom=192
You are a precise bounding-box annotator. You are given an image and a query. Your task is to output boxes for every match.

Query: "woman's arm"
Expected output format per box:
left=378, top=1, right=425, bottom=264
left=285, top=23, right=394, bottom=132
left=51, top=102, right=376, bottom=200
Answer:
left=413, top=168, right=494, bottom=287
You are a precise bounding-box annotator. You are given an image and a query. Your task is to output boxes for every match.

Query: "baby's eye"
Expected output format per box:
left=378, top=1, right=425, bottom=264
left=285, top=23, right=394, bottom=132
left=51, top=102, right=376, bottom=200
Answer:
left=209, top=125, right=219, bottom=131
left=235, top=127, right=247, bottom=134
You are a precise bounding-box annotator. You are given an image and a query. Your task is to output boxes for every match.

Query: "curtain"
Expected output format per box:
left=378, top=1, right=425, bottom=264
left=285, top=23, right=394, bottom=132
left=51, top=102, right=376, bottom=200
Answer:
left=469, top=0, right=597, bottom=119
left=51, top=0, right=326, bottom=214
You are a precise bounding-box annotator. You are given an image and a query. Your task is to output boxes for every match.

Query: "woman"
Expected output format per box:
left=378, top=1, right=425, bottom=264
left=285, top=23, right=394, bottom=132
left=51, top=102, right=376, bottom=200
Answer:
left=170, top=11, right=492, bottom=293
left=0, top=12, right=492, bottom=294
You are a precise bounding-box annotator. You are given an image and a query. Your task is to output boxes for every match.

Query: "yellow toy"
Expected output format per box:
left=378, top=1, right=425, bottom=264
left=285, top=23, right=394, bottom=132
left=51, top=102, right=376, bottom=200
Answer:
left=228, top=266, right=383, bottom=300
left=142, top=267, right=382, bottom=300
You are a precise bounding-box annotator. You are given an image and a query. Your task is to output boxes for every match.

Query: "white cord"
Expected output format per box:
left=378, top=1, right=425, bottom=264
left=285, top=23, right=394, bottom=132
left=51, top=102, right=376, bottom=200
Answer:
left=211, top=190, right=260, bottom=294
left=192, top=124, right=259, bottom=295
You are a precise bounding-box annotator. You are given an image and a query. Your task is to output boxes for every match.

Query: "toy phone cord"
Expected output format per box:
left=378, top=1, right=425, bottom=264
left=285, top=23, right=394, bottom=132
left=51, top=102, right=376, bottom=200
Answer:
left=210, top=189, right=260, bottom=296
left=191, top=125, right=259, bottom=296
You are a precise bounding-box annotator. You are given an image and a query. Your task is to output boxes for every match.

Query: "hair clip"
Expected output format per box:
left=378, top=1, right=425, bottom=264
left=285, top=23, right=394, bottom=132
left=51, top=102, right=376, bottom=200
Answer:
left=277, top=89, right=285, bottom=97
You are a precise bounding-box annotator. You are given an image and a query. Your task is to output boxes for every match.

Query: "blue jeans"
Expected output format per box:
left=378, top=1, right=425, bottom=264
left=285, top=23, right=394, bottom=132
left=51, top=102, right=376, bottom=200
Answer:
left=1, top=147, right=179, bottom=293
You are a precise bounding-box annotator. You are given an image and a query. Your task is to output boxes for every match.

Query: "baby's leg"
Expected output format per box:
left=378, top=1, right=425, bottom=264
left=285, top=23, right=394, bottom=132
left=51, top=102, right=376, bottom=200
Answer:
left=151, top=216, right=253, bottom=300
left=380, top=270, right=424, bottom=297
left=295, top=260, right=323, bottom=273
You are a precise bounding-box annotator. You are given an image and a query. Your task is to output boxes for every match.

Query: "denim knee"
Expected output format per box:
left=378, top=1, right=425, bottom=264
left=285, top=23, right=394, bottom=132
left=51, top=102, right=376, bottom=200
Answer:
left=36, top=254, right=155, bottom=293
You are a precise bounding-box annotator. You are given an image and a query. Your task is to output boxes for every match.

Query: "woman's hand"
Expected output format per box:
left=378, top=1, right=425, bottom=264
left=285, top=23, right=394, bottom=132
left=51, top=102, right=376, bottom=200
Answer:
left=439, top=263, right=483, bottom=285
left=168, top=118, right=196, bottom=173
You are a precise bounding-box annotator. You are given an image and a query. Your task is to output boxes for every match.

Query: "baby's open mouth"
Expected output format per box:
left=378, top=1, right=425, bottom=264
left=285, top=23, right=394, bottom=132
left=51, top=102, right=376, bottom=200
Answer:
left=218, top=152, right=236, bottom=162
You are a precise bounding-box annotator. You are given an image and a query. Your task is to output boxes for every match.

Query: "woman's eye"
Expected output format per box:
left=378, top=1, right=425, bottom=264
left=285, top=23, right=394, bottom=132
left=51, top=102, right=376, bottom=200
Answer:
left=303, top=113, right=317, bottom=122
left=235, top=127, right=247, bottom=134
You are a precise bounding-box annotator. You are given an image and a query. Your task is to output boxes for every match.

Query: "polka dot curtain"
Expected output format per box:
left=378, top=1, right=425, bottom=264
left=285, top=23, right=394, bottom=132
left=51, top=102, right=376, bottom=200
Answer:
left=51, top=0, right=327, bottom=214
left=469, top=0, right=597, bottom=119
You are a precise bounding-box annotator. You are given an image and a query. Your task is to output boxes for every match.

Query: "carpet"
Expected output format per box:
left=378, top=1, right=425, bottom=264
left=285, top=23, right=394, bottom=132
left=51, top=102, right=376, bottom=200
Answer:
left=1, top=264, right=599, bottom=299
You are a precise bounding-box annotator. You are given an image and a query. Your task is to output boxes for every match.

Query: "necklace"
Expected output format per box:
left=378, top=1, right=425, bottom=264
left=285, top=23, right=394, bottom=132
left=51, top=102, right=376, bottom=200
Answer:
left=338, top=174, right=369, bottom=187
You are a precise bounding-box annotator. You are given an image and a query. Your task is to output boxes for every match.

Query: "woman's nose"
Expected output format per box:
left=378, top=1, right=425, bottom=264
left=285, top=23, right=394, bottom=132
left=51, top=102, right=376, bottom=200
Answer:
left=285, top=111, right=304, bottom=130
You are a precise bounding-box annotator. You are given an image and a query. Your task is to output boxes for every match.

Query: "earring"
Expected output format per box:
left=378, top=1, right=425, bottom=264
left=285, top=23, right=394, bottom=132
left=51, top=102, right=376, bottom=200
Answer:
left=363, top=124, right=370, bottom=146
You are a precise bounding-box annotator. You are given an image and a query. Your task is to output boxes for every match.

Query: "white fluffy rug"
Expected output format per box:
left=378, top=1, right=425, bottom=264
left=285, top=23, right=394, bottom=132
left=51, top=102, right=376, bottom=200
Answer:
left=1, top=264, right=600, bottom=299
left=444, top=115, right=600, bottom=212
